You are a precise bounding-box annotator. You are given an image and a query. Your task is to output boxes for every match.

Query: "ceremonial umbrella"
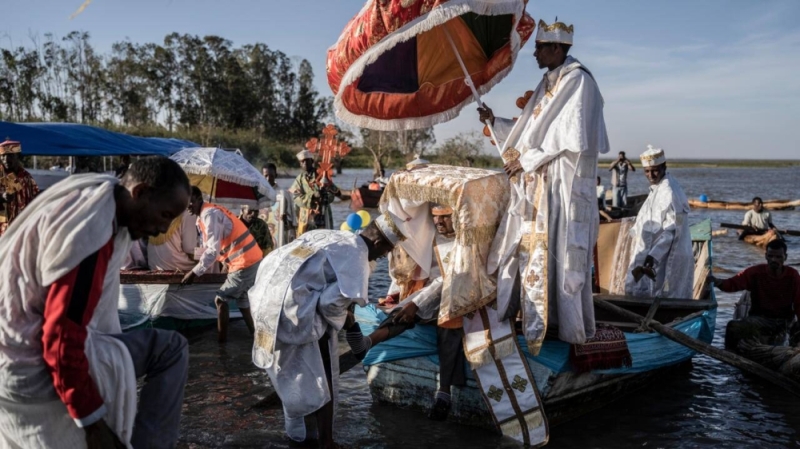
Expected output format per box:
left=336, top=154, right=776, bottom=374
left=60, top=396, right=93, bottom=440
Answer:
left=327, top=0, right=535, bottom=152
left=169, top=147, right=275, bottom=210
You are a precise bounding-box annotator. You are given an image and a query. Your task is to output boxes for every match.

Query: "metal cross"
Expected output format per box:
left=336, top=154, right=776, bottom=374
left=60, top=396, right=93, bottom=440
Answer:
left=487, top=385, right=504, bottom=402
left=511, top=375, right=528, bottom=393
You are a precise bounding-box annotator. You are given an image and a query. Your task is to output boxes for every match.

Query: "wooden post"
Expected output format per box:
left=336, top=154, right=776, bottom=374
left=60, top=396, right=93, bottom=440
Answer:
left=594, top=297, right=800, bottom=397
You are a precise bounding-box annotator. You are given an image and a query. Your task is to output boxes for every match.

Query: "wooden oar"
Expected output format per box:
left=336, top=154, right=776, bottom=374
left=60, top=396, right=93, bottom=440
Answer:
left=593, top=297, right=800, bottom=397
left=721, top=223, right=800, bottom=237
left=251, top=349, right=362, bottom=409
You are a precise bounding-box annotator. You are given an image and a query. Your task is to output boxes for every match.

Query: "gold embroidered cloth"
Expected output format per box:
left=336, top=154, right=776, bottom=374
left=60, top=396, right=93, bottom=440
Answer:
left=380, top=164, right=509, bottom=324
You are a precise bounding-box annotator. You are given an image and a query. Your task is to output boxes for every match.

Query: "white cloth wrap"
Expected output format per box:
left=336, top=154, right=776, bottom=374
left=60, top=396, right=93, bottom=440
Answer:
left=489, top=56, right=609, bottom=345
left=625, top=174, right=694, bottom=299
left=0, top=174, right=136, bottom=448
left=250, top=230, right=370, bottom=440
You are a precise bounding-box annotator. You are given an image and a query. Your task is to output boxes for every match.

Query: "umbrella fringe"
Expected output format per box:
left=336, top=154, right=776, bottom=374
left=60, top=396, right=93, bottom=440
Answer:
left=334, top=0, right=528, bottom=130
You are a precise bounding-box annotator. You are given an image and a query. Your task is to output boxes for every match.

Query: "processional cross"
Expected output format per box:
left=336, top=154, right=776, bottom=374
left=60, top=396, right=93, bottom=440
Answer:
left=305, top=124, right=351, bottom=186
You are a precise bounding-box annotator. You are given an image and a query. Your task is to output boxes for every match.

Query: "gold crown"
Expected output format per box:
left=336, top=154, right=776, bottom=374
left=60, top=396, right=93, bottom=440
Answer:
left=538, top=19, right=574, bottom=34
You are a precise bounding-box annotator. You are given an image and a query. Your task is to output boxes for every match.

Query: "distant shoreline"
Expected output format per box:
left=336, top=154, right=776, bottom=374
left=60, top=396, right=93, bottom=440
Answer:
left=597, top=159, right=800, bottom=169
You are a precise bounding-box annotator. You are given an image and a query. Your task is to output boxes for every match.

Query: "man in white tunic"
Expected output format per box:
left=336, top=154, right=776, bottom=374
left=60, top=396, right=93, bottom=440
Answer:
left=147, top=210, right=198, bottom=272
left=625, top=146, right=694, bottom=299
left=250, top=217, right=397, bottom=449
left=0, top=157, right=190, bottom=449
left=478, top=19, right=609, bottom=351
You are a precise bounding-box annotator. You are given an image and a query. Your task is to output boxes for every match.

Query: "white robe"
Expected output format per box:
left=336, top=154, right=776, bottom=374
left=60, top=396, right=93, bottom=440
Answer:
left=625, top=174, right=694, bottom=299
left=391, top=234, right=455, bottom=321
left=250, top=230, right=370, bottom=441
left=0, top=174, right=136, bottom=448
left=488, top=56, right=610, bottom=346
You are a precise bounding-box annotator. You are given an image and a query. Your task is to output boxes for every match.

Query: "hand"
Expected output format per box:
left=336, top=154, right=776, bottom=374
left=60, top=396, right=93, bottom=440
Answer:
left=181, top=271, right=197, bottom=285
left=392, top=302, right=419, bottom=325
left=477, top=105, right=495, bottom=126
left=344, top=305, right=356, bottom=330
left=84, top=419, right=126, bottom=449
left=503, top=160, right=523, bottom=178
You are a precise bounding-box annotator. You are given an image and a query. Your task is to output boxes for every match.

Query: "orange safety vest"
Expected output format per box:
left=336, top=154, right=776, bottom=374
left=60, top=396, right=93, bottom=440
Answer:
left=198, top=203, right=262, bottom=272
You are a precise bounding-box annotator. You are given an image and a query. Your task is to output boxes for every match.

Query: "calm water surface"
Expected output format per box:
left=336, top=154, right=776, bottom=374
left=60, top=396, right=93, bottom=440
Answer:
left=274, top=167, right=800, bottom=448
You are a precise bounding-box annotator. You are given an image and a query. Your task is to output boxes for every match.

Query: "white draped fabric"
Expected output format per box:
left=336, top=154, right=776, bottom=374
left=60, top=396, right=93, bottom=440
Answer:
left=146, top=211, right=198, bottom=272
left=250, top=230, right=370, bottom=441
left=488, top=56, right=609, bottom=348
left=0, top=174, right=136, bottom=448
left=625, top=174, right=694, bottom=299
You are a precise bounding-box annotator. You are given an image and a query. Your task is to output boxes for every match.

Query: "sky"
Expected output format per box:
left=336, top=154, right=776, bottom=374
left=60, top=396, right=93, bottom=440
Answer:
left=5, top=0, right=800, bottom=159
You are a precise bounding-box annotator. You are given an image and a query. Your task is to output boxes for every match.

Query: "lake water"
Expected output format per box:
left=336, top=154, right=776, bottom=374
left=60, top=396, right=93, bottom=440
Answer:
left=271, top=166, right=799, bottom=449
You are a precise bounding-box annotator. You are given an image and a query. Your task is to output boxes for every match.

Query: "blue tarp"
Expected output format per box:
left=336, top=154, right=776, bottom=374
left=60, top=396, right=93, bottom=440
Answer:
left=356, top=304, right=716, bottom=375
left=0, top=121, right=196, bottom=156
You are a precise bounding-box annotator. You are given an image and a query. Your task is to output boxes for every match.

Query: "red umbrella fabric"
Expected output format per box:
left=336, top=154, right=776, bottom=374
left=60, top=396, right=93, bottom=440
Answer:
left=327, top=0, right=535, bottom=131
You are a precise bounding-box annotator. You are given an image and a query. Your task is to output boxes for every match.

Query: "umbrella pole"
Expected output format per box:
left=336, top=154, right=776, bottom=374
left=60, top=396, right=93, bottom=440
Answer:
left=277, top=191, right=285, bottom=248
left=443, top=27, right=504, bottom=157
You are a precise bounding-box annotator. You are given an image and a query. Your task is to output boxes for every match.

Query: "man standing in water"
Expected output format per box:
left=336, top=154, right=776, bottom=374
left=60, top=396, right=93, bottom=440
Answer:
left=250, top=216, right=397, bottom=448
left=625, top=146, right=694, bottom=299
left=710, top=239, right=800, bottom=351
left=182, top=186, right=262, bottom=343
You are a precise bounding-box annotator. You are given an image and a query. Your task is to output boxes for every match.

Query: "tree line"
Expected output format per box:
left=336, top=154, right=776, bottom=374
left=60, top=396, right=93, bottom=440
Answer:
left=0, top=31, right=327, bottom=141
left=0, top=31, right=499, bottom=171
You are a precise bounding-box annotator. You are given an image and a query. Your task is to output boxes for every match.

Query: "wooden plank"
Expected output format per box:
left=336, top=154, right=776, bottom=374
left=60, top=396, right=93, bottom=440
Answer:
left=120, top=271, right=227, bottom=285
left=594, top=294, right=715, bottom=310
left=594, top=298, right=800, bottom=398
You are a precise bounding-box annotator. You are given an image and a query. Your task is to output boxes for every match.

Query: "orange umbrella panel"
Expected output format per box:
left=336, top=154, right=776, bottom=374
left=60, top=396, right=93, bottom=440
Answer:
left=328, top=1, right=535, bottom=130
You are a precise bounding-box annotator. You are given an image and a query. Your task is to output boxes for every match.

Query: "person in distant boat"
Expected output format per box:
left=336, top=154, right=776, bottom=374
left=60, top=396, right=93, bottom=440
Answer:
left=625, top=146, right=694, bottom=299
left=710, top=239, right=800, bottom=352
left=347, top=204, right=465, bottom=421
left=0, top=156, right=190, bottom=448
left=290, top=150, right=340, bottom=236
left=0, top=140, right=39, bottom=237
left=739, top=197, right=782, bottom=241
left=181, top=186, right=262, bottom=343
left=609, top=151, right=635, bottom=207
left=249, top=216, right=397, bottom=449
left=264, top=163, right=297, bottom=247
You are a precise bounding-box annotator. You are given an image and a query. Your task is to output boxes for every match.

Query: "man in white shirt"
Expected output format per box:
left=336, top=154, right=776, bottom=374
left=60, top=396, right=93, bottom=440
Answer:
left=181, top=186, right=263, bottom=343
left=147, top=210, right=198, bottom=272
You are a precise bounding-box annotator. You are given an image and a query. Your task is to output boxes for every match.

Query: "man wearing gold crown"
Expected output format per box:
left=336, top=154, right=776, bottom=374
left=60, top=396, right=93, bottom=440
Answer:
left=625, top=146, right=693, bottom=299
left=0, top=140, right=39, bottom=237
left=477, top=19, right=609, bottom=351
left=291, top=150, right=341, bottom=236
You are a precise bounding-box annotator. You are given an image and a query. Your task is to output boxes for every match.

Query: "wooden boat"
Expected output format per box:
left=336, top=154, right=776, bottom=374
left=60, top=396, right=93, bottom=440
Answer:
left=741, top=229, right=781, bottom=248
left=358, top=182, right=384, bottom=208
left=118, top=270, right=243, bottom=330
left=355, top=219, right=716, bottom=429
left=689, top=198, right=800, bottom=210
left=601, top=192, right=648, bottom=219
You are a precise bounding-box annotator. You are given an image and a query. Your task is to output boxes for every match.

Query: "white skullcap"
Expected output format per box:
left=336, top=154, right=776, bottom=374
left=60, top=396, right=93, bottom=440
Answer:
left=296, top=150, right=314, bottom=161
left=640, top=145, right=666, bottom=167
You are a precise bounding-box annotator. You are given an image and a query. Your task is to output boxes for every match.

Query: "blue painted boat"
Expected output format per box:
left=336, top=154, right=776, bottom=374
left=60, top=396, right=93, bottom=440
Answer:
left=356, top=219, right=716, bottom=428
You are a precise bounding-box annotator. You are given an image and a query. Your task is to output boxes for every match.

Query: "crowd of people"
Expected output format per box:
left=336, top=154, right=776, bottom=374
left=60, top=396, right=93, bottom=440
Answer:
left=0, top=16, right=795, bottom=449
